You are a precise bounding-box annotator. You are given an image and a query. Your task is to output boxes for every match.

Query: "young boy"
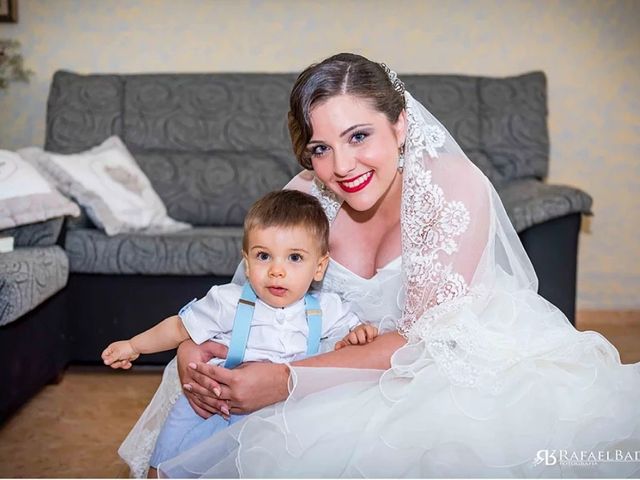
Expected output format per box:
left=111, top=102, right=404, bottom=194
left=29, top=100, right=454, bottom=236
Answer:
left=102, top=189, right=378, bottom=469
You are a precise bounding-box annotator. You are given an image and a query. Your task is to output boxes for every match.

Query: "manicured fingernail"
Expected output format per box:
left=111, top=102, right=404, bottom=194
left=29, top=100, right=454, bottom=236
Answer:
left=182, top=383, right=192, bottom=392
left=213, top=387, right=221, bottom=397
left=188, top=362, right=197, bottom=369
left=221, top=405, right=230, bottom=415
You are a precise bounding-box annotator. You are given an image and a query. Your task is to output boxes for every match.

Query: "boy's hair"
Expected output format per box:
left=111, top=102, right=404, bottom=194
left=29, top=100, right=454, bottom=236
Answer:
left=243, top=190, right=329, bottom=254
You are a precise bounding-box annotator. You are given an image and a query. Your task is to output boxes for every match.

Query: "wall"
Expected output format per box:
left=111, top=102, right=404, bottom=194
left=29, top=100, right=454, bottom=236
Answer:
left=1, top=0, right=638, bottom=309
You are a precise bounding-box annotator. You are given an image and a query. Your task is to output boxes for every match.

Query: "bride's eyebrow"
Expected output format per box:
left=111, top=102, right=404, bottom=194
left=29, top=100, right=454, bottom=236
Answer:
left=308, top=123, right=373, bottom=144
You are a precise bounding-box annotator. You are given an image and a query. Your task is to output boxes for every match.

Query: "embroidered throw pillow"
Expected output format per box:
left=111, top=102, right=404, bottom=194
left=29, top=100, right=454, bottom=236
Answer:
left=20, top=136, right=191, bottom=236
left=0, top=150, right=80, bottom=230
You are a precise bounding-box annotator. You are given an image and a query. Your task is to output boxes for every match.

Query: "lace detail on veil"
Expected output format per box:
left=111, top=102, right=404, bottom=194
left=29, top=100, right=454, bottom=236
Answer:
left=397, top=91, right=514, bottom=392
left=399, top=93, right=471, bottom=339
left=406, top=110, right=447, bottom=160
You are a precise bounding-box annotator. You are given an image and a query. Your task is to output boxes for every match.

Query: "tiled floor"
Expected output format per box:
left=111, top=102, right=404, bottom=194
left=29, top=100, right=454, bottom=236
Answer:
left=0, top=310, right=638, bottom=478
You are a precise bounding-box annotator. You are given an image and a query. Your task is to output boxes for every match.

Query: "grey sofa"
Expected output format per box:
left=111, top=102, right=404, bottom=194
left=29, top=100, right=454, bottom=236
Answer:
left=0, top=218, right=69, bottom=420
left=1, top=69, right=592, bottom=413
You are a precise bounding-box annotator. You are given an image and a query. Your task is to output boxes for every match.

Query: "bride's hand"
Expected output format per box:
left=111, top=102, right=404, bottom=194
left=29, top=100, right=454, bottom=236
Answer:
left=182, top=332, right=405, bottom=417
left=187, top=361, right=291, bottom=415
left=177, top=339, right=228, bottom=419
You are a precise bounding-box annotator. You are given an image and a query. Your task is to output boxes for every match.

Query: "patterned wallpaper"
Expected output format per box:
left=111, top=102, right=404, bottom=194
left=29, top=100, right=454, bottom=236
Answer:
left=1, top=0, right=638, bottom=309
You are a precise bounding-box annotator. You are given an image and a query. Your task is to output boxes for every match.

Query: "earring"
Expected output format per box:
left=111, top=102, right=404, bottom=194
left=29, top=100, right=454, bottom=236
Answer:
left=397, top=144, right=405, bottom=173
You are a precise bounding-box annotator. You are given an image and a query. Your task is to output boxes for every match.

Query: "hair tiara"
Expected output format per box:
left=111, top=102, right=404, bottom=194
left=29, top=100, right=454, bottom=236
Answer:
left=379, top=63, right=406, bottom=99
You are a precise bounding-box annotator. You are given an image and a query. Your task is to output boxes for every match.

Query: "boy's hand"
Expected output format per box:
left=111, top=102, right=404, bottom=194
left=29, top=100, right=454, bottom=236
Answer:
left=101, top=340, right=139, bottom=369
left=334, top=324, right=379, bottom=350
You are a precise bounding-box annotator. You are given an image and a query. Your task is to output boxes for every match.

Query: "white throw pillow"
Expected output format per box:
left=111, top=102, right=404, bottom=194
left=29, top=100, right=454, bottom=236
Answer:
left=20, top=137, right=190, bottom=236
left=0, top=150, right=80, bottom=230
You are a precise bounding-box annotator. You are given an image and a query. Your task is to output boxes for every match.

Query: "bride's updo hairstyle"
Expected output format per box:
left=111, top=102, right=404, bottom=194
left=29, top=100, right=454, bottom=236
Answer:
left=288, top=53, right=405, bottom=170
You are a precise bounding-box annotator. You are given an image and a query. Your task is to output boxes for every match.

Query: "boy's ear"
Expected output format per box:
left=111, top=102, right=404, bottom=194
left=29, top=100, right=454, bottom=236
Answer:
left=313, top=253, right=330, bottom=281
left=242, top=252, right=250, bottom=275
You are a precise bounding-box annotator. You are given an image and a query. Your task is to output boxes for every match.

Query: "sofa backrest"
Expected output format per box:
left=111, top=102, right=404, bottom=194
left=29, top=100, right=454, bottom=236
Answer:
left=46, top=72, right=301, bottom=226
left=45, top=70, right=549, bottom=225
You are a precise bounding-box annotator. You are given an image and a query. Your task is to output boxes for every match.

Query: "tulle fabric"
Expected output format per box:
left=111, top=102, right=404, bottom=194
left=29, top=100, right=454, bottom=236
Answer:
left=119, top=358, right=182, bottom=478
left=132, top=90, right=640, bottom=477
left=158, top=256, right=640, bottom=478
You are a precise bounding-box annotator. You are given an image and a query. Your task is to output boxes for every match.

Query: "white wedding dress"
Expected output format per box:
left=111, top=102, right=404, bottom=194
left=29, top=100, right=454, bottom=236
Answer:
left=120, top=91, right=640, bottom=478
left=156, top=251, right=639, bottom=478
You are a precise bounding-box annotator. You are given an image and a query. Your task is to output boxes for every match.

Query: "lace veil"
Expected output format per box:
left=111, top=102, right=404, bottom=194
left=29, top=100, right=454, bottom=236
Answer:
left=392, top=89, right=550, bottom=391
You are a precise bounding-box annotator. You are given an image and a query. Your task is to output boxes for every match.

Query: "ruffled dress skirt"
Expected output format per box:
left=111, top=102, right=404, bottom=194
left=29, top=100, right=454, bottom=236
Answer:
left=157, top=287, right=640, bottom=478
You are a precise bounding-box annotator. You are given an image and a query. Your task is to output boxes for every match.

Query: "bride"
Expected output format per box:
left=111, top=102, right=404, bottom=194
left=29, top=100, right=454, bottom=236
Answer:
left=120, top=53, right=640, bottom=478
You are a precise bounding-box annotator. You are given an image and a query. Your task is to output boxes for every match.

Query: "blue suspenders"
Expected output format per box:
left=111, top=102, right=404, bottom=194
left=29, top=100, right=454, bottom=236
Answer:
left=305, top=294, right=322, bottom=357
left=224, top=283, right=257, bottom=369
left=224, top=283, right=323, bottom=369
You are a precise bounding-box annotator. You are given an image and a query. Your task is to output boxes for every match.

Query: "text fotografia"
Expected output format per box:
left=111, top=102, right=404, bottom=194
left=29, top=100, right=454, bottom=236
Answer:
left=534, top=449, right=640, bottom=467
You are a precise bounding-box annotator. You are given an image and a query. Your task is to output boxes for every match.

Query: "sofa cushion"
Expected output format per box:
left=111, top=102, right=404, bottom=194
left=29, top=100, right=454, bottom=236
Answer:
left=498, top=179, right=593, bottom=233
left=0, top=149, right=80, bottom=230
left=28, top=137, right=190, bottom=236
left=45, top=72, right=303, bottom=226
left=1, top=218, right=64, bottom=247
left=45, top=71, right=124, bottom=154
left=122, top=73, right=297, bottom=152
left=0, top=246, right=69, bottom=327
left=479, top=73, right=549, bottom=183
left=134, top=149, right=301, bottom=226
left=65, top=227, right=243, bottom=276
left=404, top=75, right=484, bottom=172
left=405, top=72, right=548, bottom=186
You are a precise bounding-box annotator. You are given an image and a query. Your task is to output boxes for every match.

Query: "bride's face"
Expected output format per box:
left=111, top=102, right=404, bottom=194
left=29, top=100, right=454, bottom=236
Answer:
left=308, top=94, right=406, bottom=212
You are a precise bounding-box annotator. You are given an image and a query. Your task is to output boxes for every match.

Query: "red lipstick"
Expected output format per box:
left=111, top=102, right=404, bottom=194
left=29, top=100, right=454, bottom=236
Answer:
left=338, top=171, right=373, bottom=193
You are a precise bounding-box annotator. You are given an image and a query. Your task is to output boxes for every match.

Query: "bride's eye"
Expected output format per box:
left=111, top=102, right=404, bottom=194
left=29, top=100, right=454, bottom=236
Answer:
left=351, top=131, right=369, bottom=144
left=309, top=144, right=329, bottom=157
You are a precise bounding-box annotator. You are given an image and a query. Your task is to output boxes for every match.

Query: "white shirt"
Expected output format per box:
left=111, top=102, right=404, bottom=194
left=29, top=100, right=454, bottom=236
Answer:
left=179, top=283, right=360, bottom=365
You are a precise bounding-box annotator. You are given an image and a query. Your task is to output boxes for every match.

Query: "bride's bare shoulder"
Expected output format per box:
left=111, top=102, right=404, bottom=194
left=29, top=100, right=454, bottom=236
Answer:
left=284, top=170, right=314, bottom=193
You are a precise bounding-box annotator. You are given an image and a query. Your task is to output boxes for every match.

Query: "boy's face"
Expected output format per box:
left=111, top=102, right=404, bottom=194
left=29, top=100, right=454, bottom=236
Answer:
left=243, top=225, right=329, bottom=309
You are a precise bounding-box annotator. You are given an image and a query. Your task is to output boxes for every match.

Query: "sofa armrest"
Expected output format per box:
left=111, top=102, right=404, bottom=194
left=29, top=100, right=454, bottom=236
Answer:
left=497, top=178, right=593, bottom=233
left=0, top=246, right=69, bottom=327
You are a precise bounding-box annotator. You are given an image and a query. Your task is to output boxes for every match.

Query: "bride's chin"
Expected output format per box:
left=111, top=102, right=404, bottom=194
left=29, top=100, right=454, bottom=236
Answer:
left=342, top=193, right=382, bottom=213
left=344, top=178, right=401, bottom=214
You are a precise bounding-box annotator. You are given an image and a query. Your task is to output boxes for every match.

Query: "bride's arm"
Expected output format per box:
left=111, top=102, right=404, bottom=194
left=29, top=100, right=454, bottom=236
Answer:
left=183, top=331, right=406, bottom=415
